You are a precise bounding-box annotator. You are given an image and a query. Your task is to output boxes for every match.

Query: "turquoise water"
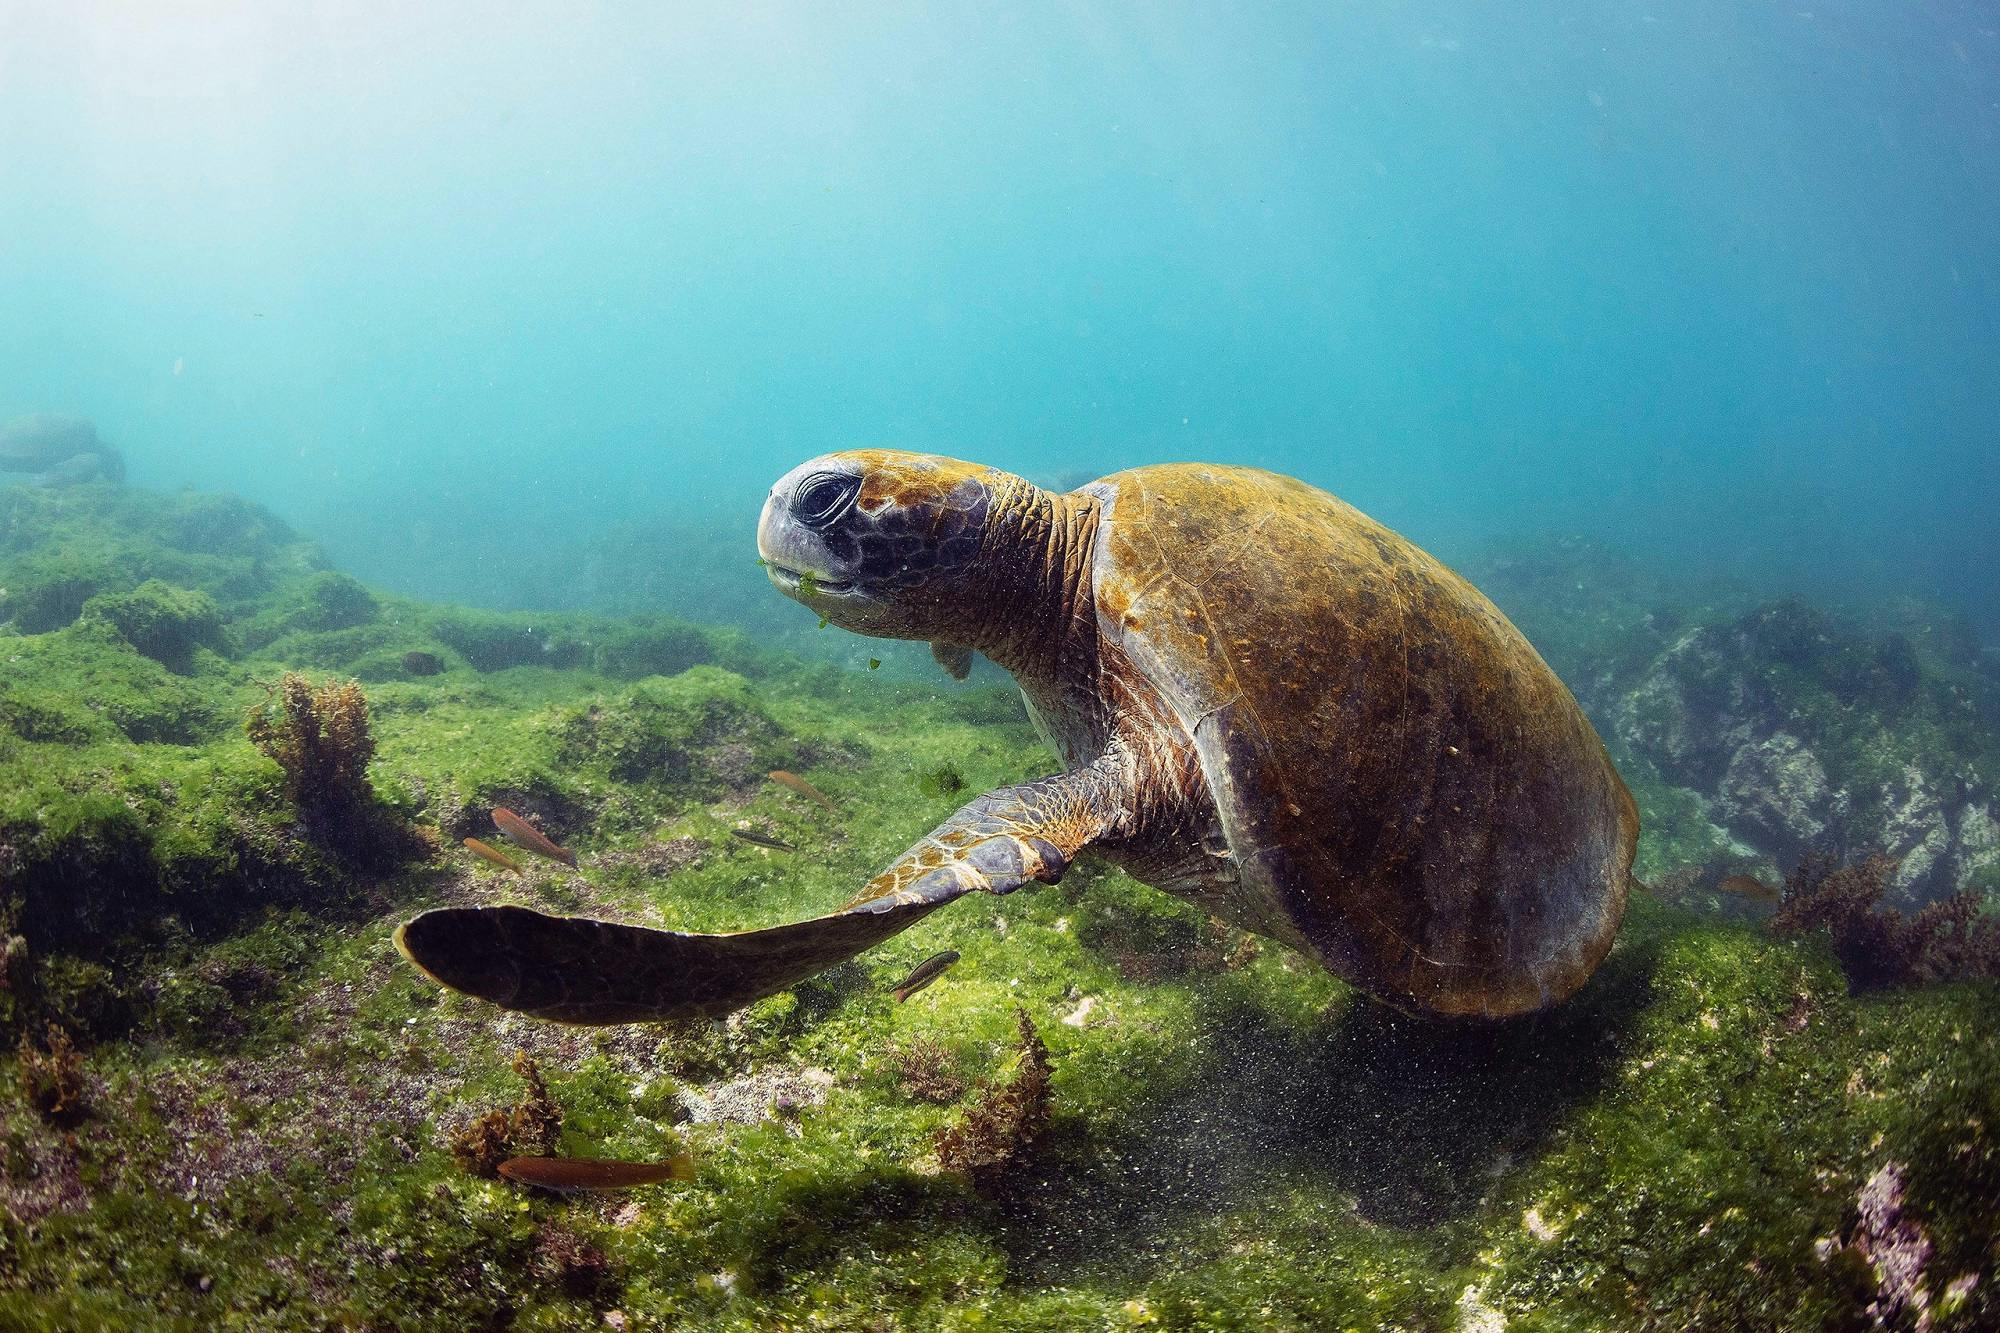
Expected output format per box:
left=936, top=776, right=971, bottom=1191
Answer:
left=2, top=3, right=1995, bottom=629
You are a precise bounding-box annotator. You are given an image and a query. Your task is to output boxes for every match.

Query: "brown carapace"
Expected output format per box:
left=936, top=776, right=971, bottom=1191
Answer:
left=397, top=454, right=1636, bottom=1025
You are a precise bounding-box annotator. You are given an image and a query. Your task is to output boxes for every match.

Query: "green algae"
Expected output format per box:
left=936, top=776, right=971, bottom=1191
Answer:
left=0, top=490, right=1993, bottom=1330
left=78, top=580, right=229, bottom=672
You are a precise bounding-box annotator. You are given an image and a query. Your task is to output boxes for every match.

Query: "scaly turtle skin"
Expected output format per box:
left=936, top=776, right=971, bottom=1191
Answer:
left=398, top=453, right=1636, bottom=1022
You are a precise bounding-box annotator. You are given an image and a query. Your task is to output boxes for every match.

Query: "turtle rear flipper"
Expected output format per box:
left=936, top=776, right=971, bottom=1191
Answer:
left=396, top=895, right=954, bottom=1024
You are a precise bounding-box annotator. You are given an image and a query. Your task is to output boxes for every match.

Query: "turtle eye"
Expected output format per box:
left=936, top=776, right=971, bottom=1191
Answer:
left=793, top=472, right=860, bottom=530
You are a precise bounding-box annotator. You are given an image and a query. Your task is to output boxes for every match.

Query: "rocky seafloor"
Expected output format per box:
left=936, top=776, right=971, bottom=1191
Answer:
left=0, top=483, right=1994, bottom=1331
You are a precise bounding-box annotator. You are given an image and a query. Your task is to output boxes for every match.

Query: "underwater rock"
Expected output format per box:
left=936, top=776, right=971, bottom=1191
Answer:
left=1955, top=802, right=1999, bottom=882
left=705, top=740, right=759, bottom=789
left=1480, top=546, right=1998, bottom=906
left=0, top=567, right=103, bottom=634
left=29, top=452, right=119, bottom=487
left=1877, top=766, right=1954, bottom=897
left=285, top=571, right=380, bottom=634
left=79, top=580, right=228, bottom=672
left=1854, top=1163, right=1931, bottom=1326
left=1612, top=600, right=1999, bottom=907
left=1715, top=732, right=1842, bottom=862
left=554, top=667, right=782, bottom=790
left=430, top=608, right=590, bottom=671
left=0, top=414, right=122, bottom=487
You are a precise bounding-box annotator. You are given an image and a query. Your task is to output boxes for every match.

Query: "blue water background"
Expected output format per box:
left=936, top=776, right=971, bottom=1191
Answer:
left=3, top=4, right=1994, bottom=631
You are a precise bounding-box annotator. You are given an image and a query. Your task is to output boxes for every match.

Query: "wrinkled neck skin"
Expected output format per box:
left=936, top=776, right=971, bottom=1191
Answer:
left=955, top=479, right=1215, bottom=877
left=940, top=478, right=1102, bottom=693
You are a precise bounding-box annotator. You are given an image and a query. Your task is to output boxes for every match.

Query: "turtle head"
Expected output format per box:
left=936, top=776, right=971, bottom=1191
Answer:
left=758, top=451, right=1024, bottom=640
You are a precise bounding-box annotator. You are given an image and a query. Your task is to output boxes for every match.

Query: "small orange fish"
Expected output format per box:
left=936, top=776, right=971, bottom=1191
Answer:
left=497, top=1154, right=694, bottom=1193
left=492, top=808, right=577, bottom=868
left=1718, top=874, right=1781, bottom=904
left=462, top=837, right=523, bottom=874
left=769, top=770, right=838, bottom=815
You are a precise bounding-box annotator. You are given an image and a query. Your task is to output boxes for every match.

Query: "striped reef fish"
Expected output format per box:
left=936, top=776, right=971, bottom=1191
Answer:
left=892, top=950, right=961, bottom=1002
left=731, top=827, right=798, bottom=853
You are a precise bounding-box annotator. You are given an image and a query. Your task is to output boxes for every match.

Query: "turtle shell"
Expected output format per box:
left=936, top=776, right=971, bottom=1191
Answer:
left=1090, top=464, right=1636, bottom=1018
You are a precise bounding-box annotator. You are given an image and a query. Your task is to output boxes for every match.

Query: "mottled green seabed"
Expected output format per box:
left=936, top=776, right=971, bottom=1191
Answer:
left=0, top=485, right=1993, bottom=1332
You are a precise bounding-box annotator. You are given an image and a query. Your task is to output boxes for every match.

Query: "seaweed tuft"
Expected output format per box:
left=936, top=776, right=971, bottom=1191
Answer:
left=448, top=1049, right=565, bottom=1177
left=935, top=1008, right=1051, bottom=1186
left=888, top=1037, right=967, bottom=1104
left=1770, top=851, right=2000, bottom=991
left=246, top=672, right=417, bottom=867
left=17, top=1021, right=87, bottom=1124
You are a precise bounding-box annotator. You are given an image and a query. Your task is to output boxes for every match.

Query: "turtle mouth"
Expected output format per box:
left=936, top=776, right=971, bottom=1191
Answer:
left=765, top=562, right=859, bottom=597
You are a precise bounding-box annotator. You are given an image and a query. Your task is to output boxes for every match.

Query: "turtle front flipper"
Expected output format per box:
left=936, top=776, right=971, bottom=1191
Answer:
left=835, top=761, right=1127, bottom=914
left=395, top=897, right=951, bottom=1024
left=396, top=763, right=1131, bottom=1025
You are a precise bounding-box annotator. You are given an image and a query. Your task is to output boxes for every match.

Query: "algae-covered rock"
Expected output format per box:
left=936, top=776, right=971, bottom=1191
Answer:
left=1716, top=730, right=1843, bottom=859
left=1475, top=542, right=2000, bottom=907
left=1, top=622, right=226, bottom=744
left=427, top=605, right=724, bottom=680
left=0, top=485, right=321, bottom=623
left=78, top=580, right=228, bottom=671
left=1616, top=602, right=2000, bottom=905
left=588, top=615, right=714, bottom=679
left=288, top=571, right=379, bottom=632
left=0, top=555, right=110, bottom=633
left=431, top=606, right=592, bottom=671
left=555, top=665, right=782, bottom=788
left=238, top=571, right=381, bottom=650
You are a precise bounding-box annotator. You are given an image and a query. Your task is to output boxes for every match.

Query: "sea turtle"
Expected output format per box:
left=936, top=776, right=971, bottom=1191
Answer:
left=398, top=454, right=1637, bottom=1022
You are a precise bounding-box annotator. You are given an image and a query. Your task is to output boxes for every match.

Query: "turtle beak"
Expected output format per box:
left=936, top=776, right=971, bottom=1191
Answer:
left=757, top=471, right=862, bottom=602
